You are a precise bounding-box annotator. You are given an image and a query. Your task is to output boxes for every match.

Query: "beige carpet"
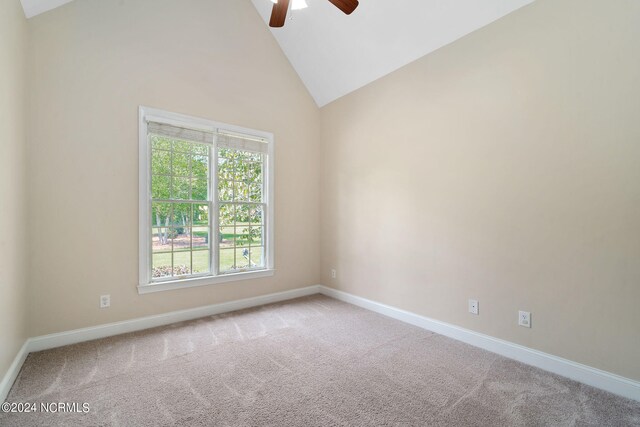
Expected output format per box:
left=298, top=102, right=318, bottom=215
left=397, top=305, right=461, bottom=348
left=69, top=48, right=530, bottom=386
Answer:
left=2, top=295, right=639, bottom=426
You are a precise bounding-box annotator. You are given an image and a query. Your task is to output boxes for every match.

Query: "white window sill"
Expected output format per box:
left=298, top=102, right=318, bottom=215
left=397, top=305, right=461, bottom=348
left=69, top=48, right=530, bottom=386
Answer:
left=137, top=269, right=275, bottom=294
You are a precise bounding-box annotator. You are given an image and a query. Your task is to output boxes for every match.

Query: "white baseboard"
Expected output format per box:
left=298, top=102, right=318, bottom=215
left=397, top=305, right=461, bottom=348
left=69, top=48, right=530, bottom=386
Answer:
left=1, top=285, right=320, bottom=401
left=318, top=285, right=640, bottom=402
left=2, top=285, right=321, bottom=400
left=3, top=283, right=638, bottom=404
left=28, top=285, right=321, bottom=353
left=0, top=341, right=29, bottom=402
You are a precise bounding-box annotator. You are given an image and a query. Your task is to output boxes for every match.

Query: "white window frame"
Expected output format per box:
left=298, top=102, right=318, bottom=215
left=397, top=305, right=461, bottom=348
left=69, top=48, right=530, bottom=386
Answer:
left=138, top=106, right=275, bottom=294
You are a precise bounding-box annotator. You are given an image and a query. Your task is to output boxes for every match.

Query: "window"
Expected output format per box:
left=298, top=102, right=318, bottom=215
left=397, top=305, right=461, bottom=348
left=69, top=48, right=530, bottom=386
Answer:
left=138, top=107, right=274, bottom=293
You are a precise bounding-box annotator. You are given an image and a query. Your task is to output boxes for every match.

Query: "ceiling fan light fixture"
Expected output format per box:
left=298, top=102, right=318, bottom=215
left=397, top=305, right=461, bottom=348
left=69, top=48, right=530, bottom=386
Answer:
left=291, top=0, right=308, bottom=10
left=270, top=0, right=357, bottom=28
left=272, top=0, right=308, bottom=8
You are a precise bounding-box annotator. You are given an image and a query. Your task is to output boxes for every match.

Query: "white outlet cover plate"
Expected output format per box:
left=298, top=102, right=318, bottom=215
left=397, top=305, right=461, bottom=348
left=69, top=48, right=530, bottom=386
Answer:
left=468, top=299, right=479, bottom=315
left=519, top=310, right=531, bottom=328
left=100, top=295, right=110, bottom=308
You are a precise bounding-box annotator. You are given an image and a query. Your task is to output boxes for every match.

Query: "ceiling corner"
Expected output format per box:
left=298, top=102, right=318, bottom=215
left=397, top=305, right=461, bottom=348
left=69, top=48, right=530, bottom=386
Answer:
left=20, top=0, right=75, bottom=19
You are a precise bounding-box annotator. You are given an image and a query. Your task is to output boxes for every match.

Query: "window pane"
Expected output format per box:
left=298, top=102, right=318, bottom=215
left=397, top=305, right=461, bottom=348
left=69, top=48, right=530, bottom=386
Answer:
left=172, top=140, right=192, bottom=153
left=192, top=177, right=208, bottom=201
left=172, top=177, right=190, bottom=200
left=152, top=175, right=171, bottom=200
left=247, top=159, right=262, bottom=180
left=249, top=247, right=264, bottom=268
left=249, top=180, right=262, bottom=202
left=152, top=203, right=172, bottom=227
left=171, top=203, right=192, bottom=228
left=234, top=160, right=249, bottom=182
left=233, top=159, right=245, bottom=182
left=151, top=150, right=171, bottom=176
left=192, top=204, right=209, bottom=227
left=220, top=226, right=235, bottom=248
left=152, top=227, right=172, bottom=253
left=173, top=251, right=191, bottom=276
left=250, top=205, right=263, bottom=226
left=171, top=227, right=191, bottom=252
left=192, top=250, right=210, bottom=274
left=151, top=136, right=171, bottom=150
left=152, top=253, right=172, bottom=278
left=234, top=181, right=250, bottom=202
left=219, top=248, right=235, bottom=272
left=235, top=248, right=250, bottom=269
left=218, top=180, right=234, bottom=201
left=192, top=144, right=209, bottom=156
left=218, top=157, right=233, bottom=181
left=172, top=151, right=190, bottom=177
left=193, top=226, right=209, bottom=250
left=192, top=153, right=209, bottom=179
left=236, top=226, right=250, bottom=246
left=219, top=203, right=235, bottom=227
left=236, top=204, right=250, bottom=223
left=218, top=147, right=232, bottom=159
left=248, top=152, right=263, bottom=163
left=248, top=226, right=262, bottom=246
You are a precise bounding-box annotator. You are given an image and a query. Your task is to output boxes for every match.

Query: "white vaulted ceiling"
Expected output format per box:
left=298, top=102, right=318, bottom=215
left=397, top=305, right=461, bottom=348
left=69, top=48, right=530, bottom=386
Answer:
left=251, top=0, right=534, bottom=106
left=21, top=0, right=534, bottom=107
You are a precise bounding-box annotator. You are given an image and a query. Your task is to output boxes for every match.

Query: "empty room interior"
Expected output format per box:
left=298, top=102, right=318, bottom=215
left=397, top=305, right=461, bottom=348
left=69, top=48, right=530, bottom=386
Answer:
left=1, top=0, right=640, bottom=425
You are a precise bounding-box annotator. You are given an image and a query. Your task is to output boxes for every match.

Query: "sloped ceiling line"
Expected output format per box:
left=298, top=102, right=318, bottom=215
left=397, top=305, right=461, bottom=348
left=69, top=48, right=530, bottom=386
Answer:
left=251, top=0, right=534, bottom=106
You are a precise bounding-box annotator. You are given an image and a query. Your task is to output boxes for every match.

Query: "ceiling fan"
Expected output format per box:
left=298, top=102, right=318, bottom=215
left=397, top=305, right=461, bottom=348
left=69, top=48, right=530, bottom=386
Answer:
left=269, top=0, right=360, bottom=28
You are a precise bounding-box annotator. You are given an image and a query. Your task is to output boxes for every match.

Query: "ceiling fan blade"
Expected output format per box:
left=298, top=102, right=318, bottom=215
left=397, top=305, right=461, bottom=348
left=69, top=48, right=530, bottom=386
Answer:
left=269, top=0, right=290, bottom=27
left=327, top=0, right=359, bottom=15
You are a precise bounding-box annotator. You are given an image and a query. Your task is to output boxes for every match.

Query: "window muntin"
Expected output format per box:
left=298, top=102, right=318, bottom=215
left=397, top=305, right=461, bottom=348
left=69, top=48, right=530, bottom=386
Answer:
left=139, top=107, right=273, bottom=290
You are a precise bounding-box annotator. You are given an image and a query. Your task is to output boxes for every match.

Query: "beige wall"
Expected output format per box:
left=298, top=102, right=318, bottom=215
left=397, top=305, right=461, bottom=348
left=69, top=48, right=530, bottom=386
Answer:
left=27, top=0, right=320, bottom=336
left=320, top=0, right=640, bottom=381
left=0, top=0, right=29, bottom=379
left=7, top=0, right=639, bottom=387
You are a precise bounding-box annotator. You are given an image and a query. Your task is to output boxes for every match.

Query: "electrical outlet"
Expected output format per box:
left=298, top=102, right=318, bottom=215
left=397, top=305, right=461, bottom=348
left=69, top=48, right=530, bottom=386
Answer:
left=468, top=299, right=479, bottom=315
left=519, top=311, right=531, bottom=328
left=100, top=295, right=111, bottom=309
left=331, top=269, right=336, bottom=279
